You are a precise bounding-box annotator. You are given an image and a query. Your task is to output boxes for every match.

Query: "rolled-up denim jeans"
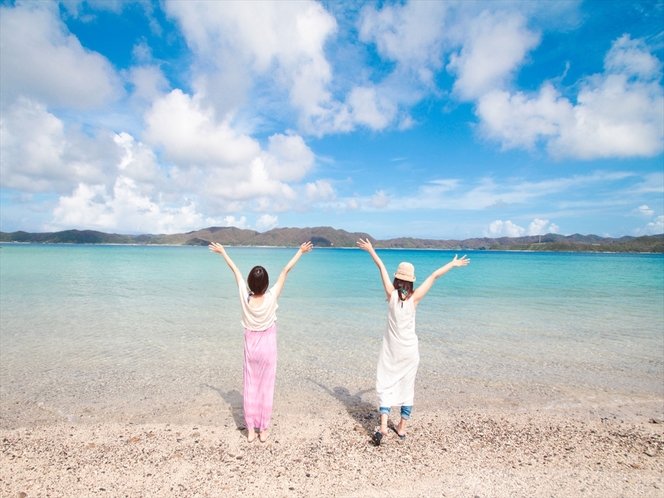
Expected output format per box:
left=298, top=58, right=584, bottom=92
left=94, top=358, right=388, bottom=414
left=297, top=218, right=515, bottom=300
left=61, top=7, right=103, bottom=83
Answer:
left=379, top=405, right=413, bottom=419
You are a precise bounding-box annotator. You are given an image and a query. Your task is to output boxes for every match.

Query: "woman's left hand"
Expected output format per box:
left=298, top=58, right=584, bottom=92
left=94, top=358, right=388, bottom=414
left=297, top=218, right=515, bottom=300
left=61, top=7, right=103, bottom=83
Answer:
left=209, top=242, right=226, bottom=255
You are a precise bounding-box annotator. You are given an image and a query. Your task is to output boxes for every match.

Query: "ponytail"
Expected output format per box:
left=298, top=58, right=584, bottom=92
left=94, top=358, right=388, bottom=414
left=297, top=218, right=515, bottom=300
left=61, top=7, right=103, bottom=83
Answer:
left=392, top=277, right=413, bottom=301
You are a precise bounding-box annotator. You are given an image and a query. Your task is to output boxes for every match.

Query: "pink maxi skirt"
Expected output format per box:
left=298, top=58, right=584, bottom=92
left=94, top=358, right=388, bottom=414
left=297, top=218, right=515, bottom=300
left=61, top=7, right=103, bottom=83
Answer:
left=243, top=322, right=277, bottom=431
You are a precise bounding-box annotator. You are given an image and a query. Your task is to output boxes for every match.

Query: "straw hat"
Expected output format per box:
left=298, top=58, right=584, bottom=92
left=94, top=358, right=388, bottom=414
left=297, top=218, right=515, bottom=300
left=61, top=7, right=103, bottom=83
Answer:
left=394, top=262, right=416, bottom=282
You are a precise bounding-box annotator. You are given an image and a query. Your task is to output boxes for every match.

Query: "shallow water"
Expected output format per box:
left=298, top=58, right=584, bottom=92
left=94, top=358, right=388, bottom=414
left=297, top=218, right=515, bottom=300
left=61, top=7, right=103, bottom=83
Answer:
left=1, top=244, right=662, bottom=427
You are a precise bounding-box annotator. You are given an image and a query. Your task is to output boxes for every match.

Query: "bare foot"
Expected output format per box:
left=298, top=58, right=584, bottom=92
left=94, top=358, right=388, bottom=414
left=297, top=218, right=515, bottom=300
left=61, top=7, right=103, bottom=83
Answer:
left=379, top=414, right=389, bottom=436
left=396, top=418, right=407, bottom=438
left=247, top=429, right=257, bottom=443
left=259, top=429, right=269, bottom=443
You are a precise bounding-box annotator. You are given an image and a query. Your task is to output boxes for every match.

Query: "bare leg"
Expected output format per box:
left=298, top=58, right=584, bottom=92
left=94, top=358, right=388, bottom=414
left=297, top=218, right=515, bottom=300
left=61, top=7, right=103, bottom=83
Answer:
left=247, top=428, right=257, bottom=443
left=372, top=413, right=390, bottom=446
left=259, top=429, right=269, bottom=443
left=396, top=417, right=407, bottom=437
left=379, top=413, right=389, bottom=435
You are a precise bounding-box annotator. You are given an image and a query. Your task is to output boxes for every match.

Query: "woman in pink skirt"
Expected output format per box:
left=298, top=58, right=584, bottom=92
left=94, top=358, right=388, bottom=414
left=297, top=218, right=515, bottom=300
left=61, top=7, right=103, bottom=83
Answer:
left=209, top=241, right=313, bottom=443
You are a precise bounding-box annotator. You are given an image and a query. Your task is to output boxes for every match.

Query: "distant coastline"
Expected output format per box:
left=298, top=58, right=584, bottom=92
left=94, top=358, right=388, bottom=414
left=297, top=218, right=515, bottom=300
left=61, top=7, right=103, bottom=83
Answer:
left=1, top=226, right=663, bottom=253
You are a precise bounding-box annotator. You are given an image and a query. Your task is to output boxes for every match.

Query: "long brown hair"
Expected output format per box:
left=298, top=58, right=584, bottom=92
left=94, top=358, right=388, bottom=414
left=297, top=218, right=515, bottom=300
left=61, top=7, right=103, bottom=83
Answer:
left=393, top=277, right=413, bottom=301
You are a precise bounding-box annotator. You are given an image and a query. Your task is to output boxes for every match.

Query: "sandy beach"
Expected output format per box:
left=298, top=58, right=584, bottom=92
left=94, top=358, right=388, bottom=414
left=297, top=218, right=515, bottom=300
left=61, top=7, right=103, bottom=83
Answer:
left=2, top=246, right=663, bottom=496
left=2, top=402, right=663, bottom=497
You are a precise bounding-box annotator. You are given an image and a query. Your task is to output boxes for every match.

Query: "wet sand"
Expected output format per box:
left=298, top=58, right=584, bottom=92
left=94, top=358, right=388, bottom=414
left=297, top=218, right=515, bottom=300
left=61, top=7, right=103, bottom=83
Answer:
left=2, top=400, right=663, bottom=497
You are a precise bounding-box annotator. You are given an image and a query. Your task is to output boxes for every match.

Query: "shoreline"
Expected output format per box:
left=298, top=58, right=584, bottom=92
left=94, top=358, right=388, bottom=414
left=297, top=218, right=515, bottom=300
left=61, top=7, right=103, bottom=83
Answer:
left=2, top=404, right=662, bottom=497
left=2, top=242, right=662, bottom=496
left=2, top=241, right=663, bottom=255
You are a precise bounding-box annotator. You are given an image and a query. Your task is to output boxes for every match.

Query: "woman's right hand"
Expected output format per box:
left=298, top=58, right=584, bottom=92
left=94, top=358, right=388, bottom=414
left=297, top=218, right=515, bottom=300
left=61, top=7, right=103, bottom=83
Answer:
left=451, top=254, right=470, bottom=267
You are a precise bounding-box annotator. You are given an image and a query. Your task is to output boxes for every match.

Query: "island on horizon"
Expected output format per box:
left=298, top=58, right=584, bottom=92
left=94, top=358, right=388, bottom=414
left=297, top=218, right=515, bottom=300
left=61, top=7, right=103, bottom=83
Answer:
left=1, top=226, right=663, bottom=253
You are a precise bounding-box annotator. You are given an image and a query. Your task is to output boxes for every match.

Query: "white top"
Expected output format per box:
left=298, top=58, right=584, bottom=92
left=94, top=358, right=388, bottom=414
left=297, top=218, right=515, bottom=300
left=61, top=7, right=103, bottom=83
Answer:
left=376, top=290, right=420, bottom=408
left=238, top=281, right=279, bottom=331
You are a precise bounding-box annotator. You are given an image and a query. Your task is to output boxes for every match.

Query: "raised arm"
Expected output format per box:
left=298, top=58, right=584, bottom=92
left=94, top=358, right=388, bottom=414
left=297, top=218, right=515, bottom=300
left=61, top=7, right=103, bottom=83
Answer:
left=412, top=254, right=470, bottom=306
left=357, top=238, right=394, bottom=300
left=209, top=242, right=243, bottom=285
left=272, top=241, right=313, bottom=298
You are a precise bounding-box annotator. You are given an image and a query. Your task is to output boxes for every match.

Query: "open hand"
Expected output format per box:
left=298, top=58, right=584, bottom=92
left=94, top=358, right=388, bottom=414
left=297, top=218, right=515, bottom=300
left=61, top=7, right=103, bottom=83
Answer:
left=209, top=242, right=226, bottom=255
left=452, top=254, right=470, bottom=267
left=357, top=238, right=374, bottom=252
left=300, top=241, right=314, bottom=253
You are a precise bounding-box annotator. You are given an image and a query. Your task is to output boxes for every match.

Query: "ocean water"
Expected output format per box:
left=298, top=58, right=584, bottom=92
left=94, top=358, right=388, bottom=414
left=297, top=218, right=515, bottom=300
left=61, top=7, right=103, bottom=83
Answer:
left=1, top=244, right=662, bottom=427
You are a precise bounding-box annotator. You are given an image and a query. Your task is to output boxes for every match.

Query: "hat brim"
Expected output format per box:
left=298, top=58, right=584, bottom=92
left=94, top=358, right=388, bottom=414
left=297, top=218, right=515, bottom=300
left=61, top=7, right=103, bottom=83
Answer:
left=393, top=272, right=416, bottom=282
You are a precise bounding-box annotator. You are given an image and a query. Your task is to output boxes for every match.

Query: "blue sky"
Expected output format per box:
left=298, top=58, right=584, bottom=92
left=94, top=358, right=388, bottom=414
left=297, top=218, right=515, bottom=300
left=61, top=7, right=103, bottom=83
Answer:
left=1, top=0, right=662, bottom=239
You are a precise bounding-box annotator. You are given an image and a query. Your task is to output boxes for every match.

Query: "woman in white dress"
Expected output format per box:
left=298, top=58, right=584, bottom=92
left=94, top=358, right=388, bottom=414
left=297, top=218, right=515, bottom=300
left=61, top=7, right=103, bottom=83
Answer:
left=357, top=238, right=470, bottom=445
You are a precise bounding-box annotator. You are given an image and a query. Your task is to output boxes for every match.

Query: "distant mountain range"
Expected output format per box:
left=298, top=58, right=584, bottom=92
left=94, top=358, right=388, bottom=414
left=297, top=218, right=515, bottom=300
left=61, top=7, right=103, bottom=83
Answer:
left=2, top=227, right=663, bottom=253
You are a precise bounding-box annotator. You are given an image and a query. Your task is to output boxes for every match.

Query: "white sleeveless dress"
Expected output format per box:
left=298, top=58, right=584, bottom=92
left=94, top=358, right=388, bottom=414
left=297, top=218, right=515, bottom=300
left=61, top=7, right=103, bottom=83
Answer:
left=376, top=290, right=420, bottom=408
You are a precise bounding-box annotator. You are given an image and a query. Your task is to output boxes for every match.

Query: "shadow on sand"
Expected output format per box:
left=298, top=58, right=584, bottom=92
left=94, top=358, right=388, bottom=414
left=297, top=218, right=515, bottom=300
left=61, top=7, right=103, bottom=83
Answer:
left=204, top=385, right=246, bottom=431
left=309, top=380, right=377, bottom=433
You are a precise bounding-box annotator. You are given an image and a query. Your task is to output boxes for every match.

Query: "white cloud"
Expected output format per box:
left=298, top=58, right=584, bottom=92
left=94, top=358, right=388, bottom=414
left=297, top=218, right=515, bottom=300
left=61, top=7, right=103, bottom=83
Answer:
left=211, top=158, right=293, bottom=203
left=264, top=134, right=315, bottom=182
left=0, top=98, right=120, bottom=193
left=627, top=172, right=664, bottom=195
left=527, top=218, right=559, bottom=235
left=144, top=90, right=261, bottom=168
left=634, top=215, right=664, bottom=236
left=370, top=190, right=390, bottom=209
left=486, top=220, right=525, bottom=237
left=164, top=0, right=338, bottom=132
left=351, top=2, right=583, bottom=143
left=345, top=198, right=360, bottom=211
left=399, top=171, right=633, bottom=211
left=635, top=205, right=655, bottom=217
left=447, top=10, right=540, bottom=101
left=347, top=87, right=395, bottom=130
left=644, top=216, right=664, bottom=235
left=352, top=2, right=451, bottom=132
left=256, top=214, right=279, bottom=232
left=306, top=180, right=336, bottom=201
left=143, top=89, right=317, bottom=210
left=113, top=132, right=160, bottom=185
left=128, top=65, right=170, bottom=103
left=476, top=85, right=567, bottom=152
left=221, top=215, right=247, bottom=229
left=48, top=179, right=204, bottom=234
left=166, top=0, right=450, bottom=136
left=62, top=0, right=126, bottom=16
left=604, top=34, right=662, bottom=79
left=2, top=103, right=295, bottom=233
left=476, top=35, right=664, bottom=159
left=0, top=2, right=121, bottom=108
left=40, top=129, right=208, bottom=234
left=528, top=218, right=549, bottom=235
left=330, top=171, right=638, bottom=218
left=359, top=1, right=449, bottom=74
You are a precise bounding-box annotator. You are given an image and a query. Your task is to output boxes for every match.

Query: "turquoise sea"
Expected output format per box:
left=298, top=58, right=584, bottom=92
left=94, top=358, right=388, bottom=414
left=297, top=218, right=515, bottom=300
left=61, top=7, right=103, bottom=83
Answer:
left=1, top=244, right=662, bottom=427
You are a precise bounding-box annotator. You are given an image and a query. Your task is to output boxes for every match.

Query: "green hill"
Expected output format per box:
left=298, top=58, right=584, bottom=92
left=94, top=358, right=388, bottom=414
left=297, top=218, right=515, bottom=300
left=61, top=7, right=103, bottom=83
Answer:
left=1, top=227, right=662, bottom=253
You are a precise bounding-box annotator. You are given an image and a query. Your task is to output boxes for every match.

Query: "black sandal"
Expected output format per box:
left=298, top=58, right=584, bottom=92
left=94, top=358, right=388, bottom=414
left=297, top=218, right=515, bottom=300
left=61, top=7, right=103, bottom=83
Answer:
left=372, top=431, right=384, bottom=446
